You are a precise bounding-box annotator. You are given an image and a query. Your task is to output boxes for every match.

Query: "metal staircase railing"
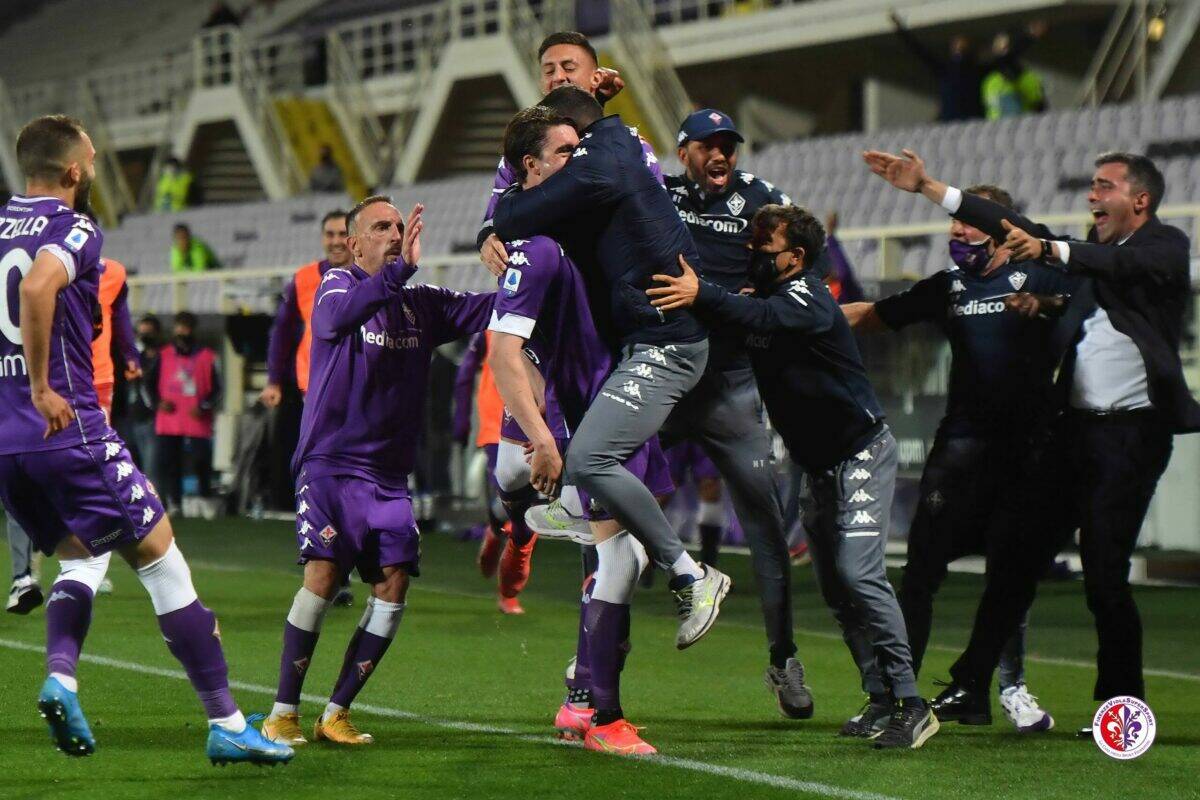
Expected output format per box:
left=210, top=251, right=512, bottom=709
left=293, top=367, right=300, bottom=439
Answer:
left=607, top=0, right=693, bottom=151
left=325, top=30, right=392, bottom=190
left=71, top=79, right=137, bottom=226
left=1078, top=0, right=1148, bottom=107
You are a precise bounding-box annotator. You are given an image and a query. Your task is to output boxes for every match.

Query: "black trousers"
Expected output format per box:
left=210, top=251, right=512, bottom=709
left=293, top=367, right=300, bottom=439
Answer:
left=950, top=410, right=1173, bottom=701
left=157, top=435, right=214, bottom=506
left=897, top=432, right=1031, bottom=684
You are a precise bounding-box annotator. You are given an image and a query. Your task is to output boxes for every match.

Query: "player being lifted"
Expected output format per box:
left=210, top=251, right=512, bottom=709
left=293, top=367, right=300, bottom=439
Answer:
left=261, top=196, right=496, bottom=747
left=0, top=115, right=292, bottom=765
left=488, top=106, right=671, bottom=755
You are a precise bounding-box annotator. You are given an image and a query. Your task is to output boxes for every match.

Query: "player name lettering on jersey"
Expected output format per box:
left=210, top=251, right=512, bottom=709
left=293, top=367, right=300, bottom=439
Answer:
left=0, top=215, right=49, bottom=240
left=360, top=325, right=420, bottom=350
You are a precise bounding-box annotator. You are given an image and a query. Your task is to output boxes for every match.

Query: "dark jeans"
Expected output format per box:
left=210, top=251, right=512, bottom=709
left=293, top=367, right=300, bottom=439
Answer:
left=157, top=435, right=214, bottom=507
left=898, top=432, right=1031, bottom=687
left=950, top=410, right=1173, bottom=701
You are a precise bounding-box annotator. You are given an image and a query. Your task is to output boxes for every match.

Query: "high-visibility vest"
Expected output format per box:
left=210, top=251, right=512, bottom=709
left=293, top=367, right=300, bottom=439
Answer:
left=157, top=344, right=216, bottom=438
left=91, top=257, right=126, bottom=387
left=475, top=330, right=503, bottom=448
left=292, top=260, right=325, bottom=394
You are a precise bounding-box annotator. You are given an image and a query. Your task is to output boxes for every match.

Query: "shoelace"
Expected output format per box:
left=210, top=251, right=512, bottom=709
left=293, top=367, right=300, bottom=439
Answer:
left=673, top=584, right=695, bottom=618
left=1006, top=688, right=1041, bottom=715
left=780, top=663, right=807, bottom=694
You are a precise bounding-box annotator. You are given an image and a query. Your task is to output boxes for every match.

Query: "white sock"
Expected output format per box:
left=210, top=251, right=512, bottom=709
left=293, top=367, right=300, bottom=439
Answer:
left=270, top=702, right=298, bottom=717
left=209, top=710, right=247, bottom=733
left=668, top=550, right=704, bottom=581
left=363, top=598, right=406, bottom=638
left=323, top=701, right=345, bottom=720
left=287, top=587, right=333, bottom=633
left=55, top=552, right=112, bottom=594
left=560, top=485, right=584, bottom=517
left=135, top=541, right=198, bottom=615
left=50, top=672, right=78, bottom=693
left=592, top=532, right=643, bottom=604
left=697, top=500, right=725, bottom=528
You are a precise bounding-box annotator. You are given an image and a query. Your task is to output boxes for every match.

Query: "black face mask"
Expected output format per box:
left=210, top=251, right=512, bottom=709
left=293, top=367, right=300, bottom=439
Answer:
left=139, top=334, right=157, bottom=349
left=174, top=334, right=195, bottom=352
left=749, top=249, right=787, bottom=293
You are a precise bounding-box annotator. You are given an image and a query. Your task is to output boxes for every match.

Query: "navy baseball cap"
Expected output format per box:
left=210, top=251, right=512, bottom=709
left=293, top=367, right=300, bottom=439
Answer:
left=677, top=108, right=744, bottom=145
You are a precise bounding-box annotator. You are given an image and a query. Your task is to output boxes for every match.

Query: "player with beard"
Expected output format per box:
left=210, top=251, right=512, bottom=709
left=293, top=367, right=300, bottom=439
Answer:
left=488, top=106, right=672, bottom=754
left=261, top=197, right=496, bottom=747
left=663, top=108, right=811, bottom=716
left=841, top=184, right=1072, bottom=734
left=0, top=115, right=291, bottom=765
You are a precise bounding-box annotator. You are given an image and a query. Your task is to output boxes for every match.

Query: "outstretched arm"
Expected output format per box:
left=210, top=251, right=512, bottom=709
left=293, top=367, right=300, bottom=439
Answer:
left=840, top=302, right=887, bottom=331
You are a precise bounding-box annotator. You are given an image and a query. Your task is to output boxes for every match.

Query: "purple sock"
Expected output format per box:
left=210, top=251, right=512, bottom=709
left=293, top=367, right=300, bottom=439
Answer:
left=584, top=598, right=630, bottom=714
left=157, top=599, right=238, bottom=719
left=275, top=622, right=320, bottom=705
left=566, top=577, right=595, bottom=692
left=329, top=627, right=394, bottom=708
left=45, top=581, right=94, bottom=680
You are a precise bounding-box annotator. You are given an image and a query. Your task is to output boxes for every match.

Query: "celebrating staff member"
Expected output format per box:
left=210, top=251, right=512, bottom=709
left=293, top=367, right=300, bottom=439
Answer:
left=649, top=205, right=938, bottom=751
left=843, top=184, right=1070, bottom=733
left=864, top=147, right=1198, bottom=734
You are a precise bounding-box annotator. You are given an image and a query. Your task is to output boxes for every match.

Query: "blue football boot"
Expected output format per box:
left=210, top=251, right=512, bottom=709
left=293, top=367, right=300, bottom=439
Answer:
left=207, top=714, right=295, bottom=766
left=37, top=676, right=96, bottom=756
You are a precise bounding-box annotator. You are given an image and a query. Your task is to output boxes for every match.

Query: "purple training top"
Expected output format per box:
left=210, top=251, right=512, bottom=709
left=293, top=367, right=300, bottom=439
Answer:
left=293, top=258, right=496, bottom=488
left=0, top=194, right=108, bottom=455
left=488, top=236, right=612, bottom=439
left=481, top=131, right=664, bottom=224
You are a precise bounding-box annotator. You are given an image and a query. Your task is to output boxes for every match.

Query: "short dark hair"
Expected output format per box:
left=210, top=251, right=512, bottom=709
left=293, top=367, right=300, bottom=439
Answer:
left=137, top=314, right=161, bottom=333
left=751, top=204, right=826, bottom=267
left=537, top=31, right=598, bottom=65
left=346, top=194, right=394, bottom=236
left=16, top=115, right=86, bottom=182
left=173, top=311, right=198, bottom=329
left=504, top=107, right=575, bottom=184
left=1095, top=151, right=1165, bottom=214
left=537, top=85, right=603, bottom=132
left=964, top=183, right=1015, bottom=209
left=173, top=223, right=191, bottom=235
left=321, top=209, right=348, bottom=229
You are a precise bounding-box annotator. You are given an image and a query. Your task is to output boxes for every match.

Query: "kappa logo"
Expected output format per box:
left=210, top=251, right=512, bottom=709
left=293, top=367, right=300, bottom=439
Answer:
left=677, top=130, right=688, bottom=144
left=848, top=468, right=871, bottom=480
left=950, top=279, right=966, bottom=293
left=631, top=363, right=654, bottom=380
left=645, top=347, right=667, bottom=365
left=130, top=483, right=145, bottom=503
left=298, top=500, right=309, bottom=515
left=502, top=267, right=522, bottom=296
left=855, top=449, right=872, bottom=462
left=848, top=489, right=874, bottom=503
left=293, top=657, right=310, bottom=676
left=726, top=192, right=746, bottom=216
left=741, top=172, right=755, bottom=184
left=298, top=484, right=310, bottom=495
left=115, top=461, right=133, bottom=481
left=104, top=442, right=122, bottom=461
left=572, top=147, right=588, bottom=157
left=357, top=660, right=375, bottom=679
left=1009, top=271, right=1027, bottom=291
left=849, top=510, right=876, bottom=525
left=299, top=520, right=314, bottom=536
left=508, top=239, right=529, bottom=246
left=508, top=251, right=530, bottom=267
left=622, top=380, right=643, bottom=400
left=318, top=525, right=338, bottom=546
left=142, top=507, right=155, bottom=525
left=47, top=590, right=75, bottom=604
left=646, top=151, right=659, bottom=168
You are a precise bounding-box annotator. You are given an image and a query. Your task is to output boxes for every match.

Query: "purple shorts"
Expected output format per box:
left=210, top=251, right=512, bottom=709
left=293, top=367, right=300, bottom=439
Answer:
left=295, top=471, right=421, bottom=582
left=578, top=436, right=675, bottom=521
left=0, top=436, right=164, bottom=556
left=666, top=441, right=721, bottom=487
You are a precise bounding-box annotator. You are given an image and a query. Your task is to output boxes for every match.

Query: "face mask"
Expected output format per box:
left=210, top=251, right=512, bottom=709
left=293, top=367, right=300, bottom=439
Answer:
left=749, top=249, right=785, bottom=293
left=948, top=239, right=991, bottom=274
left=139, top=334, right=157, bottom=349
left=174, top=334, right=195, bottom=352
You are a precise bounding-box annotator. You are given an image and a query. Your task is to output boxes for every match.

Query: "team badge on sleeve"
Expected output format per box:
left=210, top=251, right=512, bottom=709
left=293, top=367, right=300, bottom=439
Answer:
left=502, top=268, right=523, bottom=296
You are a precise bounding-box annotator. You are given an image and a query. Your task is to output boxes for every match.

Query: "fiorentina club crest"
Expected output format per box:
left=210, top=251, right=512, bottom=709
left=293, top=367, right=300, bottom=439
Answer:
left=1093, top=696, right=1156, bottom=759
left=708, top=111, right=723, bottom=124
left=726, top=192, right=746, bottom=216
left=318, top=525, right=338, bottom=547
left=357, top=660, right=375, bottom=680
left=293, top=657, right=310, bottom=676
left=1008, top=271, right=1027, bottom=290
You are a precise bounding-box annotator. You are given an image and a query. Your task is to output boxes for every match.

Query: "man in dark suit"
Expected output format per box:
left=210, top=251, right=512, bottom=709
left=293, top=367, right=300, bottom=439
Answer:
left=863, top=147, right=1199, bottom=734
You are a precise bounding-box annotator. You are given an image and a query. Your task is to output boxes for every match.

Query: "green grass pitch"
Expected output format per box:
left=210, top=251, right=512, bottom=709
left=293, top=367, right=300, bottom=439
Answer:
left=1, top=516, right=1197, bottom=800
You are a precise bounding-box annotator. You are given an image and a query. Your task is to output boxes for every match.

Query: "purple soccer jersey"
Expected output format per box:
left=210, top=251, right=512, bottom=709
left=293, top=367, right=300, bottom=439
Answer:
left=489, top=236, right=612, bottom=440
left=293, top=258, right=495, bottom=489
left=0, top=195, right=109, bottom=454
left=481, top=133, right=663, bottom=224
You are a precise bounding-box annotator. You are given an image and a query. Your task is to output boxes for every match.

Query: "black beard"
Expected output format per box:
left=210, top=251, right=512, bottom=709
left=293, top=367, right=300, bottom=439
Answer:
left=73, top=177, right=95, bottom=218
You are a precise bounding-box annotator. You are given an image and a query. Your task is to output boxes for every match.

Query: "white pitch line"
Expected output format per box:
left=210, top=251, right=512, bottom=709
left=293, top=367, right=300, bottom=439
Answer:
left=0, top=638, right=900, bottom=800
left=186, top=559, right=1200, bottom=684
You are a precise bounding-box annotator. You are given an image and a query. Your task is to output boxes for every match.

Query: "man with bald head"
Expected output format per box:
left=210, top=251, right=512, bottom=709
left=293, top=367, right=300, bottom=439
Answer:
left=261, top=196, right=496, bottom=747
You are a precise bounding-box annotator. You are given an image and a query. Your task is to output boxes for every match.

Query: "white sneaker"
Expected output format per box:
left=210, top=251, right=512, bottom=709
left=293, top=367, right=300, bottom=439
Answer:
left=673, top=566, right=731, bottom=650
left=999, top=684, right=1054, bottom=733
left=7, top=575, right=44, bottom=614
left=525, top=500, right=595, bottom=545
left=96, top=578, right=114, bottom=595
